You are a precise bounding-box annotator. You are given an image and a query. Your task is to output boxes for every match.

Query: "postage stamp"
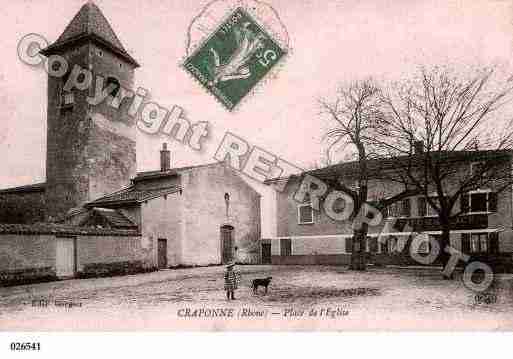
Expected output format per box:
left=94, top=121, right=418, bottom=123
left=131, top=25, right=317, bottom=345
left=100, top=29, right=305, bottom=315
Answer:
left=183, top=7, right=286, bottom=110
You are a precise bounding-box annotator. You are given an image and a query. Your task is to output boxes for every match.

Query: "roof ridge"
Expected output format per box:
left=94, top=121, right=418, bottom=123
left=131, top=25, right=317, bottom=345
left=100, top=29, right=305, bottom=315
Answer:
left=40, top=2, right=139, bottom=67
left=0, top=182, right=46, bottom=193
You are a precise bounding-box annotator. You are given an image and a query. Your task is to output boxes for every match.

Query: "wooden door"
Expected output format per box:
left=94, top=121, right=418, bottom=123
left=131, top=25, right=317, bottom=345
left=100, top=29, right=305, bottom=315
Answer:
left=221, top=226, right=234, bottom=264
left=158, top=238, right=167, bottom=269
left=261, top=243, right=271, bottom=264
left=56, top=237, right=76, bottom=278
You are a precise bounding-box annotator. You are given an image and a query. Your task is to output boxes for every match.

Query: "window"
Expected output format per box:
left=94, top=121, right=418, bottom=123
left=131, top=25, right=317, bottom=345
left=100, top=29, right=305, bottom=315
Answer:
left=470, top=192, right=487, bottom=212
left=470, top=162, right=486, bottom=176
left=418, top=196, right=439, bottom=217
left=461, top=190, right=497, bottom=214
left=106, top=76, right=121, bottom=97
left=97, top=50, right=103, bottom=57
left=462, top=232, right=499, bottom=254
left=280, top=238, right=291, bottom=256
left=471, top=233, right=488, bottom=253
left=297, top=203, right=314, bottom=224
left=385, top=198, right=411, bottom=218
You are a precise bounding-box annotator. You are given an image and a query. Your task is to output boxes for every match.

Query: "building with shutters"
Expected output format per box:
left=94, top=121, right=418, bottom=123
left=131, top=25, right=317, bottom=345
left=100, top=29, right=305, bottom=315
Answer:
left=263, top=149, right=513, bottom=266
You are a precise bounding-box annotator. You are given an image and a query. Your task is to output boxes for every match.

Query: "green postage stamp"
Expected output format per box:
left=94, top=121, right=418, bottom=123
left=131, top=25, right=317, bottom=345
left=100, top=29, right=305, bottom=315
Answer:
left=183, top=7, right=286, bottom=110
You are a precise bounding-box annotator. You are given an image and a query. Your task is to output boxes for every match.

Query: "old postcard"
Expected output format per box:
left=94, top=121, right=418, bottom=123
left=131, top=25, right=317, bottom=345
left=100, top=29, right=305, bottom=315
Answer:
left=2, top=0, right=513, bottom=336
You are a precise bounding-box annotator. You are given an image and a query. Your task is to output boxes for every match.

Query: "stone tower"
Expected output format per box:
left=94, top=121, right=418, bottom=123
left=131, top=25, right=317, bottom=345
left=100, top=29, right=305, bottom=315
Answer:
left=40, top=2, right=139, bottom=221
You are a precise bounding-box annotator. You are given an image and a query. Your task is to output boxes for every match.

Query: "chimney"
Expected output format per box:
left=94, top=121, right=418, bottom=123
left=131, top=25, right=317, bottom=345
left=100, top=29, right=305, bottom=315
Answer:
left=414, top=140, right=424, bottom=155
left=160, top=143, right=170, bottom=171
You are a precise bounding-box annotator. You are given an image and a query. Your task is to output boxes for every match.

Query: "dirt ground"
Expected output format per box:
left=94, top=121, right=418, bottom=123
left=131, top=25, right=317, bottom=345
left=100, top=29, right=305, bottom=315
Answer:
left=1, top=265, right=513, bottom=331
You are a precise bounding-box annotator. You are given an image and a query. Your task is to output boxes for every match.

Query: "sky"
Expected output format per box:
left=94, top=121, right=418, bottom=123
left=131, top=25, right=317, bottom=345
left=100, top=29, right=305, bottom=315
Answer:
left=1, top=0, right=513, bottom=189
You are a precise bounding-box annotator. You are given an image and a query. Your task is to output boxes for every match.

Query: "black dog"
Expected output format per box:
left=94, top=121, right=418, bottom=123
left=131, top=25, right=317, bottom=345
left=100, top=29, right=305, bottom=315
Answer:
left=252, top=277, right=272, bottom=294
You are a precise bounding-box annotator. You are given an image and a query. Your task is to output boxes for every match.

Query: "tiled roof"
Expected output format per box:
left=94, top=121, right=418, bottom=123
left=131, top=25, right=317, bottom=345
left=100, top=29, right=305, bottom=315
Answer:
left=91, top=208, right=137, bottom=229
left=265, top=150, right=513, bottom=184
left=0, top=223, right=140, bottom=236
left=40, top=2, right=139, bottom=67
left=86, top=185, right=181, bottom=207
left=133, top=163, right=218, bottom=182
left=0, top=182, right=46, bottom=194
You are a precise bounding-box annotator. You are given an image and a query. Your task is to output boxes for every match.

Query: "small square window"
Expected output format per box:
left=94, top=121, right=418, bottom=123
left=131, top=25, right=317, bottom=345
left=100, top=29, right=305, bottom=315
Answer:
left=471, top=162, right=486, bottom=176
left=298, top=204, right=314, bottom=224
left=470, top=192, right=488, bottom=213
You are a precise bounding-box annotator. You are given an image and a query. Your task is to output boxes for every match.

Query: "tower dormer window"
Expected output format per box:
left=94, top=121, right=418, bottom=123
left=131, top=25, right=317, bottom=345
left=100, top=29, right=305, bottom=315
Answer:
left=106, top=76, right=121, bottom=97
left=97, top=50, right=103, bottom=57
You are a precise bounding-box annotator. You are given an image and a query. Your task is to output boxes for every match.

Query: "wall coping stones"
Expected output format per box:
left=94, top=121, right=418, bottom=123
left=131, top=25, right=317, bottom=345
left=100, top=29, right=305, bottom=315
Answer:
left=0, top=223, right=140, bottom=237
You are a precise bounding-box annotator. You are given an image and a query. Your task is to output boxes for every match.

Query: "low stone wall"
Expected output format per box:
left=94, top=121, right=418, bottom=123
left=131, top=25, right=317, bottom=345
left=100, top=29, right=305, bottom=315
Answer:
left=271, top=254, right=351, bottom=265
left=0, top=266, right=58, bottom=287
left=78, top=260, right=155, bottom=278
left=0, top=224, right=155, bottom=286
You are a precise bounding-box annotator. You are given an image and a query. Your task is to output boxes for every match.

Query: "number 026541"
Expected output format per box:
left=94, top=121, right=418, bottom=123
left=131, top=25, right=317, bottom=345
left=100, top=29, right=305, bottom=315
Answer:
left=10, top=342, right=41, bottom=351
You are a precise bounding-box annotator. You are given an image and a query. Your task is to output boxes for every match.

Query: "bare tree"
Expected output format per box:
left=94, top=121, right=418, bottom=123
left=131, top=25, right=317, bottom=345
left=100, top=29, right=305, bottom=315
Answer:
left=319, top=79, right=415, bottom=270
left=375, top=65, right=513, bottom=278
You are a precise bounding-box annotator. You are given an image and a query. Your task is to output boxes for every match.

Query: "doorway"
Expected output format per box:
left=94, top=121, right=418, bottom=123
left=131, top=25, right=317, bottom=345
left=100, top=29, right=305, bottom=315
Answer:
left=261, top=243, right=271, bottom=264
left=158, top=238, right=168, bottom=269
left=56, top=237, right=76, bottom=278
left=220, top=225, right=234, bottom=264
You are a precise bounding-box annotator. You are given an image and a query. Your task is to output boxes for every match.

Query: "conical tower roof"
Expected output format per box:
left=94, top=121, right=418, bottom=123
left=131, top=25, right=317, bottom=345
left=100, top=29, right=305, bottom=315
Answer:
left=40, top=1, right=139, bottom=67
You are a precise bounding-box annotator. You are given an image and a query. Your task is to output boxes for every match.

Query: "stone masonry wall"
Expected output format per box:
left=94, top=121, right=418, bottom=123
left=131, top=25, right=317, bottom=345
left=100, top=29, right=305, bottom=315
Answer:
left=0, top=189, right=46, bottom=224
left=181, top=164, right=261, bottom=265
left=0, top=231, right=153, bottom=285
left=140, top=193, right=183, bottom=267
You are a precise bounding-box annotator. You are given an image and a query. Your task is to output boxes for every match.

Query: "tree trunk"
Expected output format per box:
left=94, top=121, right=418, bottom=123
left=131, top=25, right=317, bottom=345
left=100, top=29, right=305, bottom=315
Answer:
left=350, top=224, right=368, bottom=271
left=349, top=151, right=368, bottom=271
left=438, top=225, right=452, bottom=279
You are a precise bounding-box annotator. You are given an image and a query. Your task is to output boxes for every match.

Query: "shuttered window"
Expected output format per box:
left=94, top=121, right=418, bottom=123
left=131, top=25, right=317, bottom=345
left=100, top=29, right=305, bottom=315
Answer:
left=401, top=198, right=411, bottom=217
left=418, top=196, right=439, bottom=216
left=461, top=233, right=470, bottom=253
left=461, top=191, right=497, bottom=214
left=426, top=197, right=439, bottom=216
left=280, top=238, right=291, bottom=256
left=385, top=198, right=411, bottom=218
left=369, top=237, right=378, bottom=253
left=297, top=204, right=314, bottom=224
left=418, top=197, right=426, bottom=217
left=463, top=232, right=498, bottom=254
